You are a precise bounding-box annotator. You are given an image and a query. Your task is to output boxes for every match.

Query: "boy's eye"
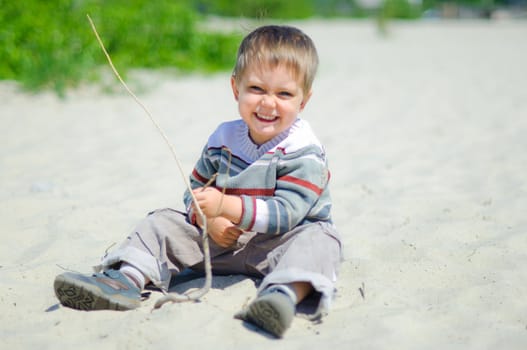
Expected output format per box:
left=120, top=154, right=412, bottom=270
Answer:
left=249, top=86, right=264, bottom=93
left=279, top=91, right=293, bottom=98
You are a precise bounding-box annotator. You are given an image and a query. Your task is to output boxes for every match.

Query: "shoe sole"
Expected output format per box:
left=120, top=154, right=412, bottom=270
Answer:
left=246, top=294, right=294, bottom=338
left=54, top=274, right=139, bottom=311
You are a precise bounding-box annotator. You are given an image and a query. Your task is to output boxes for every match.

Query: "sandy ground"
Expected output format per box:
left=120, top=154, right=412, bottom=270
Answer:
left=1, top=19, right=527, bottom=349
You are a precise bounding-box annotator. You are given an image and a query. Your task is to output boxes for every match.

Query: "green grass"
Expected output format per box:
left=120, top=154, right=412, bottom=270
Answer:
left=195, top=0, right=316, bottom=19
left=1, top=0, right=503, bottom=95
left=0, top=0, right=241, bottom=96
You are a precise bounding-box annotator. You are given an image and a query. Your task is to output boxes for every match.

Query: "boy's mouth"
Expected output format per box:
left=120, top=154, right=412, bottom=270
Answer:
left=255, top=112, right=278, bottom=122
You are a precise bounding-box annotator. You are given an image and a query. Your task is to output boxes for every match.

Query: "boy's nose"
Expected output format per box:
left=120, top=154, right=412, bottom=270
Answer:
left=260, top=94, right=275, bottom=108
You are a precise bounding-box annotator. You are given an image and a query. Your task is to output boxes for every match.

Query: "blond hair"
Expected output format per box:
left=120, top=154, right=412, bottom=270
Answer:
left=232, top=25, right=319, bottom=95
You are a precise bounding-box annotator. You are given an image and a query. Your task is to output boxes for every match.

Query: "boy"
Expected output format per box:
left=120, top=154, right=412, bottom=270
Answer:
left=54, top=25, right=342, bottom=338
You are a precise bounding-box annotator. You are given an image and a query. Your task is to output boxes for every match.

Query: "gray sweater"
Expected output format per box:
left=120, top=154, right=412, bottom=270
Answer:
left=184, top=118, right=333, bottom=235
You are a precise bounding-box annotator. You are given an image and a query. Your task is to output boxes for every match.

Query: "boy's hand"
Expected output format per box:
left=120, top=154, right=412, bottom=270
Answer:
left=193, top=187, right=224, bottom=217
left=207, top=216, right=243, bottom=248
left=192, top=187, right=242, bottom=224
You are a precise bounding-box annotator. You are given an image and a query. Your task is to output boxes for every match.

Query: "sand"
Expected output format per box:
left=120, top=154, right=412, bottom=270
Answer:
left=1, top=19, right=526, bottom=349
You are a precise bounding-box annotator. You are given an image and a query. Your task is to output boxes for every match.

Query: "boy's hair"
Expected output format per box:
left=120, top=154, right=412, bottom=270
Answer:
left=233, top=25, right=319, bottom=94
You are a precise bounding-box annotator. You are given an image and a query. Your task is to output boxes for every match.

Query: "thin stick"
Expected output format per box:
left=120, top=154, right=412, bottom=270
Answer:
left=86, top=14, right=211, bottom=305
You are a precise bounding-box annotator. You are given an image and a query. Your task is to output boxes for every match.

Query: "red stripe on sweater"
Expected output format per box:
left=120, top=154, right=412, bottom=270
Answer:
left=224, top=188, right=275, bottom=196
left=248, top=196, right=257, bottom=230
left=192, top=168, right=209, bottom=185
left=278, top=175, right=323, bottom=195
left=267, top=147, right=287, bottom=155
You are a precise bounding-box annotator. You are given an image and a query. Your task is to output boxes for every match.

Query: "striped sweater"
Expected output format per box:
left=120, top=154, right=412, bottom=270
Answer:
left=184, top=118, right=333, bottom=235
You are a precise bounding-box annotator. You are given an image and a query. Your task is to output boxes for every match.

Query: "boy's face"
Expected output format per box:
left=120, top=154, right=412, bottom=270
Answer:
left=231, top=64, right=311, bottom=145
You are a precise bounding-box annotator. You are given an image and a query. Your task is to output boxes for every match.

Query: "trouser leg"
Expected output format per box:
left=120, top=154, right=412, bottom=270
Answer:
left=96, top=208, right=232, bottom=291
left=201, top=221, right=343, bottom=294
left=96, top=207, right=343, bottom=314
left=253, top=222, right=343, bottom=316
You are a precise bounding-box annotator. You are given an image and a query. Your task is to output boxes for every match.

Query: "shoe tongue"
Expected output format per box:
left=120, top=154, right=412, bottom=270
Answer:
left=262, top=285, right=297, bottom=304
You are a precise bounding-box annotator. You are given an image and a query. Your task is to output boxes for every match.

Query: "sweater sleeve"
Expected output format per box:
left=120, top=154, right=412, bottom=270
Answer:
left=183, top=145, right=219, bottom=215
left=237, top=148, right=330, bottom=234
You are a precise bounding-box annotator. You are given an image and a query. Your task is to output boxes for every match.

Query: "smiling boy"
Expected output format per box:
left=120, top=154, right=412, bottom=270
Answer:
left=54, top=25, right=342, bottom=338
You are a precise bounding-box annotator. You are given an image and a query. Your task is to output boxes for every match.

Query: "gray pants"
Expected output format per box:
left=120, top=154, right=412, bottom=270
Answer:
left=96, top=208, right=343, bottom=314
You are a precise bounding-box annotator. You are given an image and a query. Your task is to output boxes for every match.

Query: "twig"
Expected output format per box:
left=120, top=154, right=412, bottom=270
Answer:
left=213, top=147, right=232, bottom=217
left=86, top=14, right=211, bottom=307
left=359, top=282, right=365, bottom=300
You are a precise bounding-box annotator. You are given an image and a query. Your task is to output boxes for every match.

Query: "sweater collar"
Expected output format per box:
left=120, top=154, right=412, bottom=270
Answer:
left=237, top=119, right=300, bottom=161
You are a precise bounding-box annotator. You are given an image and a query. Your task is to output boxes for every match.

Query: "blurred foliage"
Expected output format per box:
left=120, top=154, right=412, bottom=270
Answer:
left=194, top=0, right=519, bottom=19
left=0, top=0, right=522, bottom=95
left=0, top=0, right=241, bottom=95
left=195, top=0, right=316, bottom=19
left=380, top=0, right=423, bottom=19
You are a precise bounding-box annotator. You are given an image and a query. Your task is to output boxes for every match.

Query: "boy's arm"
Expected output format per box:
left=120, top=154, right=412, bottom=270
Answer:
left=183, top=145, right=219, bottom=221
left=195, top=149, right=330, bottom=235
left=240, top=151, right=330, bottom=234
left=192, top=187, right=243, bottom=248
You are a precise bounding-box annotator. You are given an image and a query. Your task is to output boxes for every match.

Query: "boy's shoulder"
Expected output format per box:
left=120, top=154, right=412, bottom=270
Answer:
left=207, top=119, right=247, bottom=148
left=273, top=119, right=325, bottom=156
left=214, top=119, right=246, bottom=135
left=206, top=119, right=258, bottom=162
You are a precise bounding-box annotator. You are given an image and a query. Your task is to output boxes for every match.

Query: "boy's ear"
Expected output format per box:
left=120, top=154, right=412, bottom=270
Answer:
left=300, top=90, right=313, bottom=112
left=230, top=76, right=239, bottom=101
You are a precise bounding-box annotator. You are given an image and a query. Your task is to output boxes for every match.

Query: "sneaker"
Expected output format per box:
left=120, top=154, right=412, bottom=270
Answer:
left=54, top=269, right=141, bottom=311
left=235, top=291, right=295, bottom=338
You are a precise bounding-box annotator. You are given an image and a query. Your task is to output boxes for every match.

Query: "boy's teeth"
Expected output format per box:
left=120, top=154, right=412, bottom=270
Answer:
left=258, top=114, right=275, bottom=120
